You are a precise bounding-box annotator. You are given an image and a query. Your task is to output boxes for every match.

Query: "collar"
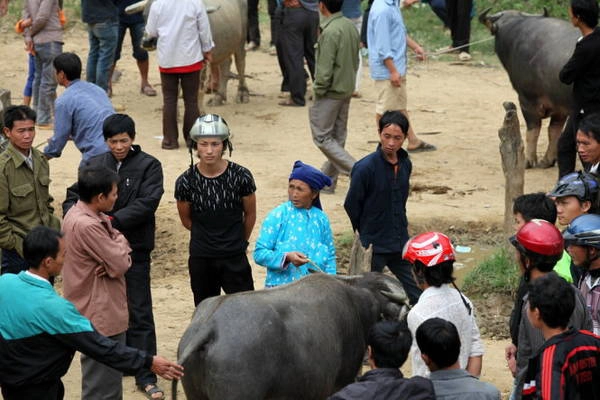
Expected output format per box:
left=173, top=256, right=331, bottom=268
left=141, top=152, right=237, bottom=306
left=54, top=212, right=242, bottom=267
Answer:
left=6, top=143, right=35, bottom=168
left=25, top=270, right=50, bottom=283
left=429, top=369, right=473, bottom=381
left=359, top=368, right=403, bottom=381
left=18, top=270, right=52, bottom=289
left=74, top=200, right=112, bottom=225
left=383, top=0, right=399, bottom=6
left=320, top=11, right=343, bottom=30
left=419, top=283, right=452, bottom=298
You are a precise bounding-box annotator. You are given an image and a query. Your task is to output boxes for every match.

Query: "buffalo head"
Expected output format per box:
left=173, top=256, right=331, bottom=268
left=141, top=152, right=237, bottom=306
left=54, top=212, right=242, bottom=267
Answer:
left=479, top=8, right=549, bottom=35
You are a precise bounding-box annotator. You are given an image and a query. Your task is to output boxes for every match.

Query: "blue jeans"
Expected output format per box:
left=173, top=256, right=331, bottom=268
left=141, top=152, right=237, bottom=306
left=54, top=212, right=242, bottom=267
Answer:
left=32, top=41, right=62, bottom=124
left=86, top=21, right=118, bottom=91
left=24, top=53, right=35, bottom=97
left=115, top=21, right=148, bottom=62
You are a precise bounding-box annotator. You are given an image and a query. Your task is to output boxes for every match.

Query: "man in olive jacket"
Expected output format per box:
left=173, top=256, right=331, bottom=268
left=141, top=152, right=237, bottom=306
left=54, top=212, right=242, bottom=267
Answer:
left=0, top=105, right=61, bottom=274
left=309, top=0, right=360, bottom=193
left=62, top=113, right=165, bottom=398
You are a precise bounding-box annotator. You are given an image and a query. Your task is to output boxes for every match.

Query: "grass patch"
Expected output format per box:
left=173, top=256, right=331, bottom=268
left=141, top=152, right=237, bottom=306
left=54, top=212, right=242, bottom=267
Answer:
left=463, top=247, right=520, bottom=297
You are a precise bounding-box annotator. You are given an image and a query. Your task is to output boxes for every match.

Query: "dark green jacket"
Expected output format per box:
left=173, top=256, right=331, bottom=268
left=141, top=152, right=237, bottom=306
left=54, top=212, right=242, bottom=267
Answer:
left=0, top=143, right=60, bottom=256
left=314, top=12, right=360, bottom=99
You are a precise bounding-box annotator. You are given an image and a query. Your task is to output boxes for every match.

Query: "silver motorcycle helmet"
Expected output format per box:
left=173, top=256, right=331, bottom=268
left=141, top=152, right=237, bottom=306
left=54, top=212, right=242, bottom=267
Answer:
left=189, top=114, right=231, bottom=143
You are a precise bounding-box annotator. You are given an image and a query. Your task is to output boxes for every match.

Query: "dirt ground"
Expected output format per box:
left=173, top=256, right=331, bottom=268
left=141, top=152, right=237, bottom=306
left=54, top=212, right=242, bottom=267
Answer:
left=0, top=21, right=566, bottom=399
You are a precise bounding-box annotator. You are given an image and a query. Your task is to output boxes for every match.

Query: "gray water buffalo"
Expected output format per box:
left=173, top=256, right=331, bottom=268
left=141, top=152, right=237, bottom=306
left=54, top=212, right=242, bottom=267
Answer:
left=129, top=0, right=249, bottom=111
left=172, top=272, right=409, bottom=400
left=480, top=9, right=578, bottom=168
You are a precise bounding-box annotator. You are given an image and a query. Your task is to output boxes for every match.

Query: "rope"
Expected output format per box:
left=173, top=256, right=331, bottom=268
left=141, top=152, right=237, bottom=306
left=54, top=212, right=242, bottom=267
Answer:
left=425, top=36, right=496, bottom=57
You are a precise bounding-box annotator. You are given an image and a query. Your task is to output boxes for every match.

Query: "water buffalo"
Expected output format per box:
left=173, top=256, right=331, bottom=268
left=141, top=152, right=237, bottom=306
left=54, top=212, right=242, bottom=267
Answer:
left=480, top=9, right=578, bottom=168
left=127, top=0, right=249, bottom=111
left=172, top=272, right=409, bottom=400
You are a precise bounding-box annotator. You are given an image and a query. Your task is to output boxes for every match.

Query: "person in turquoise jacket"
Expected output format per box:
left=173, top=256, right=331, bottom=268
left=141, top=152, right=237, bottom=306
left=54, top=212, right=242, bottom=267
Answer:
left=254, top=160, right=337, bottom=287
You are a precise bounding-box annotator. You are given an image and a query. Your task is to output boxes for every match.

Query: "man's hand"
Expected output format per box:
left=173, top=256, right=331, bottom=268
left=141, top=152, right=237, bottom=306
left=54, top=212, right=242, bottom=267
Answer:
left=505, top=344, right=517, bottom=376
left=151, top=356, right=184, bottom=380
left=203, top=51, right=213, bottom=63
left=413, top=45, right=426, bottom=61
left=285, top=251, right=309, bottom=267
left=95, top=265, right=108, bottom=277
left=389, top=70, right=402, bottom=87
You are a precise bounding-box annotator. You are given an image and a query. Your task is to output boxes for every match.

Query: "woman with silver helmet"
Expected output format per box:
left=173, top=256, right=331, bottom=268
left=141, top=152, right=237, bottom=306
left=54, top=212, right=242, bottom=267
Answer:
left=174, top=114, right=256, bottom=306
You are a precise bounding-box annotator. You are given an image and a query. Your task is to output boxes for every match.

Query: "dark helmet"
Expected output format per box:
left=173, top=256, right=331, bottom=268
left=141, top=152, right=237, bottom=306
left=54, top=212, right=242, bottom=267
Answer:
left=510, top=219, right=564, bottom=259
left=548, top=171, right=599, bottom=202
left=563, top=214, right=600, bottom=249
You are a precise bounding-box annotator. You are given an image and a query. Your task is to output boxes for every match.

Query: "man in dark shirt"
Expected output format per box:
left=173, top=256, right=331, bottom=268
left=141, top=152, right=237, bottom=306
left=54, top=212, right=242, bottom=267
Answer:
left=328, top=320, right=434, bottom=400
left=175, top=114, right=256, bottom=306
left=558, top=0, right=600, bottom=177
left=344, top=110, right=421, bottom=304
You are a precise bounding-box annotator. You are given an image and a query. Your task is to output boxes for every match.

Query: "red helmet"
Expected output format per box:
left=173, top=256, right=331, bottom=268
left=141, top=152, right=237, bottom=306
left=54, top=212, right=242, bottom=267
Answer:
left=402, top=232, right=456, bottom=267
left=510, top=219, right=563, bottom=257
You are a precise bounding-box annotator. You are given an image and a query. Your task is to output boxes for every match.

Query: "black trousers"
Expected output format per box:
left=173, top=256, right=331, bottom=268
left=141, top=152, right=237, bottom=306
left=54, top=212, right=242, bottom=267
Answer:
left=125, top=259, right=157, bottom=387
left=268, top=0, right=278, bottom=46
left=188, top=253, right=255, bottom=306
left=557, top=112, right=582, bottom=178
left=446, top=0, right=472, bottom=52
left=277, top=7, right=318, bottom=105
left=1, top=379, right=64, bottom=400
left=371, top=253, right=422, bottom=305
left=247, top=0, right=261, bottom=45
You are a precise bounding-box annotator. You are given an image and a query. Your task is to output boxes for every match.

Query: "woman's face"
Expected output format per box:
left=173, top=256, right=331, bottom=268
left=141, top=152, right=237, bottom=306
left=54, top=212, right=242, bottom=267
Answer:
left=288, top=179, right=317, bottom=209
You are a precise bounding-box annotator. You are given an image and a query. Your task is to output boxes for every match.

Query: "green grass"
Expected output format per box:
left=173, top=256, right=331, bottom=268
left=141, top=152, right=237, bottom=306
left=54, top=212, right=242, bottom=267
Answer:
left=462, top=247, right=520, bottom=296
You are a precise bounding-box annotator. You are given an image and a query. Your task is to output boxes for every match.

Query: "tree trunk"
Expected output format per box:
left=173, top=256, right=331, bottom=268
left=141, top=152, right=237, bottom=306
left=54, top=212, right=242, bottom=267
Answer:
left=498, top=102, right=525, bottom=240
left=348, top=231, right=372, bottom=275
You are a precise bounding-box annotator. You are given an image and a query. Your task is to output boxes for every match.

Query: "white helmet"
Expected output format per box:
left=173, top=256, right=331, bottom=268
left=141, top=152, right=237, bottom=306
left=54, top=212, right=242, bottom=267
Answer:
left=190, top=114, right=230, bottom=142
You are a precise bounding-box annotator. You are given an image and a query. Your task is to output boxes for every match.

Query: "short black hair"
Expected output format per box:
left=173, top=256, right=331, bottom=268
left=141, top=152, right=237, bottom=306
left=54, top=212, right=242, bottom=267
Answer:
left=103, top=113, right=135, bottom=140
left=23, top=226, right=63, bottom=269
left=78, top=167, right=120, bottom=203
left=367, top=320, right=412, bottom=368
left=528, top=273, right=575, bottom=329
left=416, top=318, right=461, bottom=369
left=53, top=52, right=82, bottom=81
left=3, top=105, right=36, bottom=129
left=378, top=111, right=409, bottom=135
left=319, top=0, right=343, bottom=13
left=571, top=0, right=599, bottom=28
left=578, top=113, right=600, bottom=143
left=414, top=260, right=455, bottom=287
left=513, top=192, right=557, bottom=224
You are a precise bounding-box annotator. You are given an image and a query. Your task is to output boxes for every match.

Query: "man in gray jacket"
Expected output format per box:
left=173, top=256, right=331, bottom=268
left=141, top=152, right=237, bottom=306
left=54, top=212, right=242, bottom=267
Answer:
left=416, top=318, right=500, bottom=400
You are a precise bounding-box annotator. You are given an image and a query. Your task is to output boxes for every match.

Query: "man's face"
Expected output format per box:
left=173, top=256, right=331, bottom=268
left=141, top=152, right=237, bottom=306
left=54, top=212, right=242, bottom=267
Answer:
left=106, top=132, right=133, bottom=162
left=4, top=119, right=35, bottom=155
left=566, top=244, right=589, bottom=269
left=576, top=130, right=600, bottom=165
left=196, top=139, right=224, bottom=164
left=554, top=196, right=588, bottom=226
left=47, top=238, right=66, bottom=277
left=379, top=124, right=406, bottom=159
left=97, top=183, right=118, bottom=213
left=513, top=212, right=527, bottom=232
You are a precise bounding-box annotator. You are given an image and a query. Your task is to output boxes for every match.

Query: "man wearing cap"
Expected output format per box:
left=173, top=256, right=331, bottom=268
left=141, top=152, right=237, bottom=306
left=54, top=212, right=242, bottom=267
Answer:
left=507, top=219, right=591, bottom=399
left=175, top=114, right=256, bottom=306
left=403, top=231, right=484, bottom=378
left=563, top=213, right=600, bottom=335
left=254, top=160, right=336, bottom=287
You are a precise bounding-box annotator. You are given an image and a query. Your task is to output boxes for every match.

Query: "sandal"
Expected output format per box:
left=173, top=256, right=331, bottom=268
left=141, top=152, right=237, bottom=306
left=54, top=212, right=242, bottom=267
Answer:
left=141, top=85, right=157, bottom=97
left=139, top=383, right=165, bottom=400
left=407, top=141, right=437, bottom=153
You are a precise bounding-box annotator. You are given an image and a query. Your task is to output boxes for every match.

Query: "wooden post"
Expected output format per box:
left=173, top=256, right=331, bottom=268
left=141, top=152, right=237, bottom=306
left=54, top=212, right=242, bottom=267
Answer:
left=348, top=231, right=372, bottom=275
left=498, top=102, right=525, bottom=240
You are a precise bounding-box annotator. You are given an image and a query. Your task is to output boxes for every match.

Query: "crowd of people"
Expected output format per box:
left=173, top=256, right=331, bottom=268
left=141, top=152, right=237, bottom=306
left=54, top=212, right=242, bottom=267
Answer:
left=1, top=0, right=600, bottom=399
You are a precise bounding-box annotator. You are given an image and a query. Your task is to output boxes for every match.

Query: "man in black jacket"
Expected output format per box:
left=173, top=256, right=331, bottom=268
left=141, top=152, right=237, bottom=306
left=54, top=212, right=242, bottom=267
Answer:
left=328, top=320, right=434, bottom=400
left=62, top=113, right=165, bottom=399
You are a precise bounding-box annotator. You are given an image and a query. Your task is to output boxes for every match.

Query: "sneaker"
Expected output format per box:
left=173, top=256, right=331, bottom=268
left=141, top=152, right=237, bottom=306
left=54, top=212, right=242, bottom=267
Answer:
left=458, top=51, right=472, bottom=61
left=269, top=45, right=277, bottom=56
left=245, top=41, right=259, bottom=51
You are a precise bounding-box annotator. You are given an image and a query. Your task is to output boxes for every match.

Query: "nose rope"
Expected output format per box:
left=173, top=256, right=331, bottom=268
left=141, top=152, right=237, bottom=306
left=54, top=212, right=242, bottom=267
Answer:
left=409, top=37, right=496, bottom=58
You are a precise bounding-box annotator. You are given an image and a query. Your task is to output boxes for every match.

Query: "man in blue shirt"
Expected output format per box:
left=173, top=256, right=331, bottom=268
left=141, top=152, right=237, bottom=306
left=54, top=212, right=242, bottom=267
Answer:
left=367, top=0, right=435, bottom=153
left=44, top=52, right=112, bottom=165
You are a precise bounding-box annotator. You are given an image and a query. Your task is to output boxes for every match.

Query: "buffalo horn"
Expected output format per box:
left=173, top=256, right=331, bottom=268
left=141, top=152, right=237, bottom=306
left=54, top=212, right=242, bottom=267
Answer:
left=381, top=290, right=408, bottom=305
left=478, top=7, right=492, bottom=24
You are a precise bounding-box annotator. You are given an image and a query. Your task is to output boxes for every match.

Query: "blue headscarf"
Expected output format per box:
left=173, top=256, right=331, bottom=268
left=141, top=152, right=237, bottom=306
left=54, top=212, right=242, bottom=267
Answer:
left=289, top=160, right=332, bottom=210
